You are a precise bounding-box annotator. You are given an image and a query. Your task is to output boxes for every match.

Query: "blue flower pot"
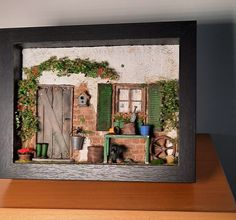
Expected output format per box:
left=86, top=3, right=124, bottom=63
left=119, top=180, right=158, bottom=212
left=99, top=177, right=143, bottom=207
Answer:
left=140, top=125, right=151, bottom=136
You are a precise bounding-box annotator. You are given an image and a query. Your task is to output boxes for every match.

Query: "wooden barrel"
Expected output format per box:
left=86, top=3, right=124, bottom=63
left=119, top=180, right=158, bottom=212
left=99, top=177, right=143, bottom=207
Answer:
left=87, top=146, right=104, bottom=163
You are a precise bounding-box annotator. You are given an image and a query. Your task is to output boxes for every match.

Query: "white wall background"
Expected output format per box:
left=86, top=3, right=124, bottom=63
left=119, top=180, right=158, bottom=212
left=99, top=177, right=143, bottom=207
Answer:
left=0, top=0, right=236, bottom=198
left=23, top=45, right=179, bottom=113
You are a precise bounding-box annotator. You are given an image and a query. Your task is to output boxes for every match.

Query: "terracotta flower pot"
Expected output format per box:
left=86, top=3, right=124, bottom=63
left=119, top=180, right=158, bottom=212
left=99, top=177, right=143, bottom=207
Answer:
left=87, top=146, right=104, bottom=163
left=121, top=123, right=136, bottom=135
left=18, top=154, right=31, bottom=162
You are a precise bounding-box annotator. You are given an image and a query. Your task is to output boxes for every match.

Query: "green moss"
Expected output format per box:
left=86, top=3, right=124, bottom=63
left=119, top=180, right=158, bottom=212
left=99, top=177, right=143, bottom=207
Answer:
left=150, top=159, right=165, bottom=165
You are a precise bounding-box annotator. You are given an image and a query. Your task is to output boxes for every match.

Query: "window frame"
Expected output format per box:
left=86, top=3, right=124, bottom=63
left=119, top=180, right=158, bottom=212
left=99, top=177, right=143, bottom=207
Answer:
left=113, top=83, right=147, bottom=117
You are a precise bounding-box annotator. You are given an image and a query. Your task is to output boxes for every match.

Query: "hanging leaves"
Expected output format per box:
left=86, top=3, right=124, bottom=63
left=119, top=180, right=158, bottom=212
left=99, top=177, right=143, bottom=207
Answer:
left=36, top=56, right=119, bottom=80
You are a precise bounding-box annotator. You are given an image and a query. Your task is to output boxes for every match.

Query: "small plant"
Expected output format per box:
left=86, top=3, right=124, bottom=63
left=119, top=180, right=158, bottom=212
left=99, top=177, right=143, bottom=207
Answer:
left=79, top=116, right=86, bottom=124
left=136, top=112, right=147, bottom=124
left=113, top=112, right=132, bottom=123
left=72, top=127, right=94, bottom=136
left=113, top=112, right=147, bottom=124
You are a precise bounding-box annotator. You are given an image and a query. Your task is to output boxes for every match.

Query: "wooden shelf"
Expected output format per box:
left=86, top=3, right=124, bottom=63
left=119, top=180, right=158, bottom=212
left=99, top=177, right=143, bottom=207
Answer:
left=0, top=134, right=235, bottom=219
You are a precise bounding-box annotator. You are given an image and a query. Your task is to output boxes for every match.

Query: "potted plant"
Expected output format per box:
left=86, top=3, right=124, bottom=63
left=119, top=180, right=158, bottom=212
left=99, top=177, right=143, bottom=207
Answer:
left=113, top=112, right=136, bottom=134
left=70, top=127, right=93, bottom=150
left=136, top=112, right=147, bottom=133
left=113, top=113, right=126, bottom=128
left=136, top=112, right=151, bottom=136
left=17, top=147, right=35, bottom=162
left=15, top=77, right=39, bottom=149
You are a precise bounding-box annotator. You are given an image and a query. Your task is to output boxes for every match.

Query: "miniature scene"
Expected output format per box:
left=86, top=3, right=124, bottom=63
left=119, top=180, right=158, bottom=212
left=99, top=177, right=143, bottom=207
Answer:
left=15, top=45, right=179, bottom=165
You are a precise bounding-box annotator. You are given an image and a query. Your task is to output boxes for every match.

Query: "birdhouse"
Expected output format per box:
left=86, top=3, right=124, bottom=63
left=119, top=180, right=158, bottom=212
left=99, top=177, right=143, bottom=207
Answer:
left=78, top=91, right=90, bottom=107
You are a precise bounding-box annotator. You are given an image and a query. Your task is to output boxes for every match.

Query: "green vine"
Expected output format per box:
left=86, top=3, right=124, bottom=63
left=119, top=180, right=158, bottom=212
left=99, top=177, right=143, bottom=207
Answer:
left=157, top=79, right=179, bottom=131
left=15, top=78, right=39, bottom=144
left=38, top=56, right=119, bottom=80
left=16, top=56, right=119, bottom=146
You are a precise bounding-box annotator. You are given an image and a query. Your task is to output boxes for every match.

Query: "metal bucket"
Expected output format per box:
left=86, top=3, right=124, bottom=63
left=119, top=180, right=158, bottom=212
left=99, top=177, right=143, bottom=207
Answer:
left=71, top=135, right=85, bottom=150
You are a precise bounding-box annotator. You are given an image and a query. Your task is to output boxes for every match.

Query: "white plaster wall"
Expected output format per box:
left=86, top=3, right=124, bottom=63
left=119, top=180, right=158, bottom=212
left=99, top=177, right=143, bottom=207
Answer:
left=23, top=45, right=179, bottom=82
left=23, top=45, right=179, bottom=111
left=23, top=45, right=179, bottom=155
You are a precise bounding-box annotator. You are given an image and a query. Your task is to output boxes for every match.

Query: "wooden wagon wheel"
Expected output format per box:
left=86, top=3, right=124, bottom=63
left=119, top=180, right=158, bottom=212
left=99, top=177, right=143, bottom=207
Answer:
left=150, top=135, right=176, bottom=160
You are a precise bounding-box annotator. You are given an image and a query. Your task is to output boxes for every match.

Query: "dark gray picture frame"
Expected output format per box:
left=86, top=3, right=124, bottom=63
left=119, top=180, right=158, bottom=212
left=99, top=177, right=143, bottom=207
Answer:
left=0, top=21, right=196, bottom=182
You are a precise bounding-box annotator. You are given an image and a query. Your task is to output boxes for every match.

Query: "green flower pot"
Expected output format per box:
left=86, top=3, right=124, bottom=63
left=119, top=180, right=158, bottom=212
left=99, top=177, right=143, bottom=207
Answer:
left=114, top=121, right=120, bottom=127
left=114, top=121, right=124, bottom=129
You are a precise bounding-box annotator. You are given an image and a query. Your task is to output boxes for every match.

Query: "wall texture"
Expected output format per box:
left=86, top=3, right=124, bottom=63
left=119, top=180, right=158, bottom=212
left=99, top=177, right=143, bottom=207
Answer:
left=23, top=45, right=179, bottom=106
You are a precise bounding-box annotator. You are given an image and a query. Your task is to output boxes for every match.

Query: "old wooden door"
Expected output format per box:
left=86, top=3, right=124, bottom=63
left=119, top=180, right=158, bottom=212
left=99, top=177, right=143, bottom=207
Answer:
left=37, top=85, right=73, bottom=159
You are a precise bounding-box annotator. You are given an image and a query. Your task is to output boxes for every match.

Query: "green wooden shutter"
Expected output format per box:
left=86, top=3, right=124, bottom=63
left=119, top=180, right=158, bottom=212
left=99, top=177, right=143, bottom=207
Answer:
left=97, top=84, right=112, bottom=131
left=148, top=84, right=161, bottom=131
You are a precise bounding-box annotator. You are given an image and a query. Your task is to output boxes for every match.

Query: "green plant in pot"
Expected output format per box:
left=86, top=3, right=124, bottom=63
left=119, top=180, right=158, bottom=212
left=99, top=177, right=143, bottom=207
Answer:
left=17, top=147, right=35, bottom=162
left=113, top=113, right=125, bottom=128
left=15, top=73, right=39, bottom=148
left=113, top=112, right=136, bottom=134
left=70, top=127, right=93, bottom=150
left=136, top=112, right=147, bottom=134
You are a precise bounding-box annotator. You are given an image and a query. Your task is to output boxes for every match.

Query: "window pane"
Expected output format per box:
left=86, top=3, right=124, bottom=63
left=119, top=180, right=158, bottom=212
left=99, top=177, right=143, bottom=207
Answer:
left=131, top=101, right=142, bottom=112
left=131, top=89, right=142, bottom=101
left=119, top=89, right=129, bottom=100
left=118, top=101, right=129, bottom=112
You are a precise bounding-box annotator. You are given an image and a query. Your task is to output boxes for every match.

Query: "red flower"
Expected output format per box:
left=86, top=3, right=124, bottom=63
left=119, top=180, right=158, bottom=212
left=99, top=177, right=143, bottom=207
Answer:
left=17, top=104, right=23, bottom=111
left=18, top=148, right=34, bottom=155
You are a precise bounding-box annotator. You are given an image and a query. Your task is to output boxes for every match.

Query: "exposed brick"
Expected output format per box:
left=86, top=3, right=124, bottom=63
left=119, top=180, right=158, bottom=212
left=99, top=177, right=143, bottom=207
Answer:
left=138, top=139, right=145, bottom=144
left=72, top=83, right=146, bottom=163
left=91, top=136, right=102, bottom=143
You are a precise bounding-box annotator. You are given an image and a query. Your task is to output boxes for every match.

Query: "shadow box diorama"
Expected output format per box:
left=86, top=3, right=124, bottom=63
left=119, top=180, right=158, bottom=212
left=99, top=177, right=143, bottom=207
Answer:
left=0, top=21, right=196, bottom=182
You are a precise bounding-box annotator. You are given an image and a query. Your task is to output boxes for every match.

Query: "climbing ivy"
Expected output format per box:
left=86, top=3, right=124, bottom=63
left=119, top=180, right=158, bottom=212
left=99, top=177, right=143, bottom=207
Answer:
left=16, top=56, right=119, bottom=147
left=37, top=56, right=119, bottom=80
left=15, top=78, right=39, bottom=144
left=157, top=79, right=179, bottom=131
